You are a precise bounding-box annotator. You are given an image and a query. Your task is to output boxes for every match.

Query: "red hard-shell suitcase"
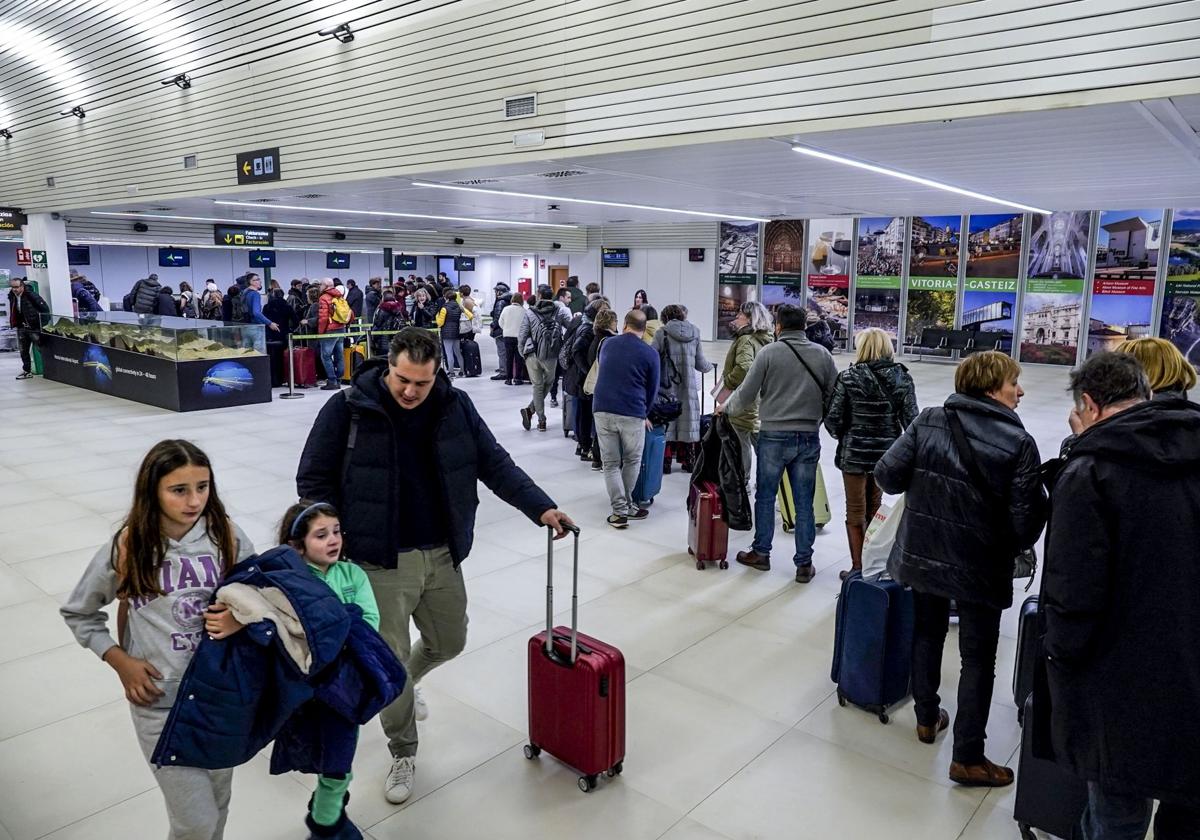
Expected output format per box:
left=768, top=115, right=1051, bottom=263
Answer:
left=687, top=480, right=729, bottom=570
left=287, top=346, right=317, bottom=388
left=526, top=526, right=626, bottom=792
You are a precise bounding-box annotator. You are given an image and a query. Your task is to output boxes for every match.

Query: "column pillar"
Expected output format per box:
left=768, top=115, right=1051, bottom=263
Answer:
left=22, top=213, right=72, bottom=315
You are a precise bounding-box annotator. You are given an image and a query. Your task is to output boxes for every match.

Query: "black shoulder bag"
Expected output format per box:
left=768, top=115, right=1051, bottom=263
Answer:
left=945, top=408, right=1037, bottom=588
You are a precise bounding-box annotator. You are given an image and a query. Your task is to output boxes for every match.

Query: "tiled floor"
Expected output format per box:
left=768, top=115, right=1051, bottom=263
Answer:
left=0, top=342, right=1081, bottom=840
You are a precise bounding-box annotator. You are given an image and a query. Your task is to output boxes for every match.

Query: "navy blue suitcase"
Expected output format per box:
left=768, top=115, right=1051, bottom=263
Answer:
left=632, top=425, right=667, bottom=506
left=831, top=571, right=914, bottom=723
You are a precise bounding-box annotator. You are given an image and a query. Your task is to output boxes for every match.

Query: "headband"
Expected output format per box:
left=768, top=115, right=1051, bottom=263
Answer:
left=289, top=503, right=334, bottom=539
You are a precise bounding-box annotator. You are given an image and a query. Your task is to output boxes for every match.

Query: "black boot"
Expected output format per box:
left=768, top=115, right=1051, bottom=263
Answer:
left=305, top=793, right=362, bottom=840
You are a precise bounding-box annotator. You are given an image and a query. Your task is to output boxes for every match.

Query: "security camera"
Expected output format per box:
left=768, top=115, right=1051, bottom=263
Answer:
left=453, top=237, right=465, bottom=245
left=551, top=242, right=562, bottom=249
left=547, top=204, right=560, bottom=211
left=133, top=222, right=149, bottom=232
left=334, top=232, right=346, bottom=240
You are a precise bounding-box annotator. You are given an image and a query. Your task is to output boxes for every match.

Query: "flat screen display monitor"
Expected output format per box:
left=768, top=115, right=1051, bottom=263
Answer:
left=158, top=248, right=190, bottom=268
left=454, top=256, right=476, bottom=272
left=326, top=252, right=350, bottom=270
left=602, top=247, right=630, bottom=268
left=395, top=254, right=417, bottom=271
left=67, top=245, right=91, bottom=266
left=249, top=250, right=276, bottom=268
left=688, top=248, right=705, bottom=262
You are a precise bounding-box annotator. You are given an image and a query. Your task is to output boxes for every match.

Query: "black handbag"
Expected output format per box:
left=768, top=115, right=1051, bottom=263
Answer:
left=648, top=392, right=682, bottom=426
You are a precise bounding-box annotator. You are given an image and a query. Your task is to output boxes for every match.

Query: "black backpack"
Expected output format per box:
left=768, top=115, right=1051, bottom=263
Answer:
left=231, top=292, right=251, bottom=323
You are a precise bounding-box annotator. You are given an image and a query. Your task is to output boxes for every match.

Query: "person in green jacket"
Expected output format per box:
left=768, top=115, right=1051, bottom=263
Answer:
left=279, top=500, right=379, bottom=840
left=719, top=301, right=774, bottom=476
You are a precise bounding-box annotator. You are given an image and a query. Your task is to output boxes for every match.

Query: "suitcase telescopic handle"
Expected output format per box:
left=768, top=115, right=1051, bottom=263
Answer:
left=545, top=523, right=582, bottom=663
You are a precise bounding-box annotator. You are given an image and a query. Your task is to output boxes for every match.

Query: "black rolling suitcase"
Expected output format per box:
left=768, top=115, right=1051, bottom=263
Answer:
left=461, top=338, right=482, bottom=377
left=1015, top=694, right=1087, bottom=840
left=1013, top=594, right=1040, bottom=724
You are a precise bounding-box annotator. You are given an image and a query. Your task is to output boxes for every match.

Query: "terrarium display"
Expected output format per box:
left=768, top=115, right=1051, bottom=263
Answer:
left=41, top=313, right=264, bottom=360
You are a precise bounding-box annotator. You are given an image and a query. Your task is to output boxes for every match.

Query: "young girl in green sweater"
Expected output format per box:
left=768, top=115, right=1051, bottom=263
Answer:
left=279, top=500, right=379, bottom=840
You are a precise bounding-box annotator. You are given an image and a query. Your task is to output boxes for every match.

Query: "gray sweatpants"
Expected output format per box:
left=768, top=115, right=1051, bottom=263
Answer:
left=594, top=411, right=646, bottom=516
left=524, top=356, right=557, bottom=422
left=131, top=705, right=232, bottom=840
left=365, top=546, right=470, bottom=759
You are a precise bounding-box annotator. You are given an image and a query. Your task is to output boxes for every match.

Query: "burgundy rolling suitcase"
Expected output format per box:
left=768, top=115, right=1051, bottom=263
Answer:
left=526, top=525, right=626, bottom=792
left=687, top=480, right=729, bottom=570
left=287, top=346, right=317, bottom=388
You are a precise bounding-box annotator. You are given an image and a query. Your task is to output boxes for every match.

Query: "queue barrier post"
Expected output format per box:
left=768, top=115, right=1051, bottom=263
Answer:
left=280, top=332, right=304, bottom=400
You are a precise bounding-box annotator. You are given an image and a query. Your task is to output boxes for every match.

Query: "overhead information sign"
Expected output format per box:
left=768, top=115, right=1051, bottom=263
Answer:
left=214, top=224, right=275, bottom=247
left=0, top=207, right=26, bottom=231
left=236, top=147, right=281, bottom=185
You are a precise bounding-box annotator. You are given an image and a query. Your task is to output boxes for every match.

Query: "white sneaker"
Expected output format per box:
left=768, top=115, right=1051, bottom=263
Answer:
left=385, top=756, right=416, bottom=804
left=413, top=684, right=428, bottom=722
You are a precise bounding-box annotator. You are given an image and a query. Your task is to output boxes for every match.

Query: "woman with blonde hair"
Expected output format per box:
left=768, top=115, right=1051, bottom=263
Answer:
left=823, top=327, right=918, bottom=579
left=1114, top=337, right=1196, bottom=401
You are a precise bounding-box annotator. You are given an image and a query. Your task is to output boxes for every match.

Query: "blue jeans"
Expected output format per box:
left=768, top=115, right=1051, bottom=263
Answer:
left=319, top=332, right=345, bottom=381
left=1082, top=782, right=1200, bottom=840
left=751, top=430, right=820, bottom=566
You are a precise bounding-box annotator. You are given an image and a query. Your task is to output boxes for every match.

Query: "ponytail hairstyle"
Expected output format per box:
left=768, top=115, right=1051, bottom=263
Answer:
left=114, top=440, right=236, bottom=600
left=278, top=499, right=341, bottom=548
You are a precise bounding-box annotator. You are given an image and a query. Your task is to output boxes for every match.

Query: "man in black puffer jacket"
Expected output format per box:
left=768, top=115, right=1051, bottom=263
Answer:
left=1044, top=353, right=1200, bottom=838
left=875, top=350, right=1046, bottom=788
left=8, top=276, right=50, bottom=380
left=296, top=327, right=573, bottom=805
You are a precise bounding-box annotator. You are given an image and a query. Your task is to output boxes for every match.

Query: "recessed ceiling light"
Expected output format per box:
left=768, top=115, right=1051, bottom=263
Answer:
left=789, top=144, right=1050, bottom=214
left=213, top=200, right=580, bottom=229
left=89, top=211, right=434, bottom=234
left=410, top=181, right=770, bottom=223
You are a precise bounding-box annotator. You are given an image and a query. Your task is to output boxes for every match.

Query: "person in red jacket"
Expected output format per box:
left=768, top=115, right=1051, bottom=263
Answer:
left=316, top=279, right=347, bottom=390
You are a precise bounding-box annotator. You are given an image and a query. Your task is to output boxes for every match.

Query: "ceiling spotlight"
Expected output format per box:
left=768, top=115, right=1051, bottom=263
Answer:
left=0, top=129, right=11, bottom=140
left=61, top=106, right=86, bottom=119
left=318, top=23, right=354, bottom=43
left=161, top=74, right=192, bottom=90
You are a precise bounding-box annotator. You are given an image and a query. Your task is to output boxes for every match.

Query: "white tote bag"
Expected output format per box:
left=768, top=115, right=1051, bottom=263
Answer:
left=860, top=496, right=905, bottom=581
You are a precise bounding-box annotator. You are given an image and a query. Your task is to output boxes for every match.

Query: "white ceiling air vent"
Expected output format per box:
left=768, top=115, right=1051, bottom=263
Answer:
left=536, top=170, right=587, bottom=179
left=451, top=178, right=502, bottom=186
left=503, top=93, right=537, bottom=120
left=249, top=198, right=277, bottom=203
left=297, top=193, right=326, bottom=199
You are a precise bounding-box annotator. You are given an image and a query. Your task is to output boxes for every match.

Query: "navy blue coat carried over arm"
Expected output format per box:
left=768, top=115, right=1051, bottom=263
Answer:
left=296, top=360, right=555, bottom=569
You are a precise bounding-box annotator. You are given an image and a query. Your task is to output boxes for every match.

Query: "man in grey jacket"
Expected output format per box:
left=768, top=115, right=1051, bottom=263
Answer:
left=717, top=304, right=836, bottom=582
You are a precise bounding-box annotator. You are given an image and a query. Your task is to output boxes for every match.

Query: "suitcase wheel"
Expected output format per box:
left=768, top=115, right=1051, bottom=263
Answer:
left=687, top=547, right=694, bottom=556
left=696, top=559, right=705, bottom=571
left=836, top=690, right=848, bottom=708
left=719, top=560, right=729, bottom=570
left=605, top=761, right=624, bottom=778
left=1018, top=825, right=1036, bottom=840
left=816, top=524, right=824, bottom=531
left=783, top=524, right=794, bottom=533
left=878, top=712, right=890, bottom=725
left=523, top=744, right=541, bottom=760
left=578, top=774, right=598, bottom=793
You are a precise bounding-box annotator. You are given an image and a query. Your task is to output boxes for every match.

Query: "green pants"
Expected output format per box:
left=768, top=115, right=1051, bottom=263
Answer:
left=365, top=546, right=469, bottom=758
left=311, top=769, right=352, bottom=826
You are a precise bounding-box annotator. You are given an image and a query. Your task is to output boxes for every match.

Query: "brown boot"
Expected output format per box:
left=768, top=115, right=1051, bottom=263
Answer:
left=736, top=550, right=770, bottom=571
left=949, top=758, right=1015, bottom=788
left=840, top=523, right=865, bottom=581
left=916, top=708, right=949, bottom=744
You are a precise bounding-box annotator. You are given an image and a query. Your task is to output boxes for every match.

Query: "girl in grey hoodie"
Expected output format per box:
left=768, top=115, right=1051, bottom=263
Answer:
left=62, top=440, right=254, bottom=840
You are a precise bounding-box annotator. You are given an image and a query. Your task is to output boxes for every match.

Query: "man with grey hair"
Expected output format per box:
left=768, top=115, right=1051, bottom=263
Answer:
left=1043, top=351, right=1200, bottom=839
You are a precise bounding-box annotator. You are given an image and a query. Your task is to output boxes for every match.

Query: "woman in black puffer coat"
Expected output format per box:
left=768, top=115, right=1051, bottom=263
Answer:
left=875, top=350, right=1047, bottom=789
left=823, top=327, right=918, bottom=580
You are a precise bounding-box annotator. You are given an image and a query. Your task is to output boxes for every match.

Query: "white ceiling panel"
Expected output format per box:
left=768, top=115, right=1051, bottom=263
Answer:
left=72, top=96, right=1200, bottom=234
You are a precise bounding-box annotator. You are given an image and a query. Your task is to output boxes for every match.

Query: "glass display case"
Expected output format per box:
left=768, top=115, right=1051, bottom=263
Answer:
left=38, top=313, right=272, bottom=412
left=40, top=312, right=266, bottom=360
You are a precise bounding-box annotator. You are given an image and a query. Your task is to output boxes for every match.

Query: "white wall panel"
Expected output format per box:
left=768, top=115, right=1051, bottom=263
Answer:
left=2, top=0, right=1198, bottom=211
left=191, top=249, right=235, bottom=287
left=97, top=246, right=150, bottom=300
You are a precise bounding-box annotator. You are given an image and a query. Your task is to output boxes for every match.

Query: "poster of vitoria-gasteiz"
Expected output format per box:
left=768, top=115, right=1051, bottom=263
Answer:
left=1019, top=211, right=1091, bottom=365
left=854, top=217, right=904, bottom=343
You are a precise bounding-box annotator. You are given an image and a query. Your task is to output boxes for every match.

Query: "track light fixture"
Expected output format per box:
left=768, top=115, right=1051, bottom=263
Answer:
left=61, top=106, right=86, bottom=119
left=162, top=74, right=192, bottom=90
left=0, top=129, right=11, bottom=140
left=318, top=23, right=354, bottom=43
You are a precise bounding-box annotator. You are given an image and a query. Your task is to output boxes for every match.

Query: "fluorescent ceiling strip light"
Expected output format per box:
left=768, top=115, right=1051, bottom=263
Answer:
left=67, top=239, right=381, bottom=254
left=214, top=200, right=580, bottom=229
left=790, top=145, right=1051, bottom=215
left=410, top=181, right=770, bottom=223
left=90, top=211, right=433, bottom=234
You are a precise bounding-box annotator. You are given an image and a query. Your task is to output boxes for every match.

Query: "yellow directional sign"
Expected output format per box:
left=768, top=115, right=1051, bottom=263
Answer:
left=213, top=224, right=275, bottom=247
